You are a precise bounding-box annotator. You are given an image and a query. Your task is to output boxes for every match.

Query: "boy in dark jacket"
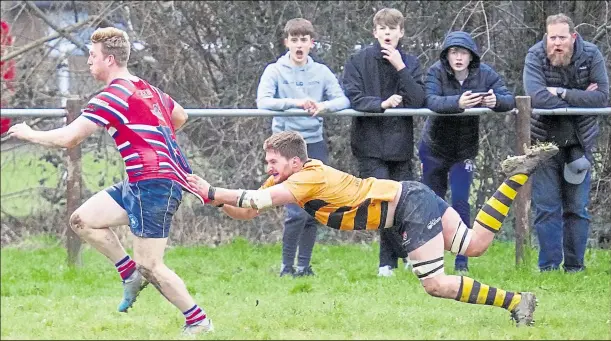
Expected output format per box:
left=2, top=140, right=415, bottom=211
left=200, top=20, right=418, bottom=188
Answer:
left=421, top=31, right=515, bottom=272
left=342, top=8, right=425, bottom=277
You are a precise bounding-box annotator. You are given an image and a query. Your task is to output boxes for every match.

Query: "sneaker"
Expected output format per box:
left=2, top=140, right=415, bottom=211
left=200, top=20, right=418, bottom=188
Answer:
left=454, top=264, right=469, bottom=273
left=279, top=265, right=295, bottom=277
left=294, top=266, right=315, bottom=277
left=501, top=143, right=559, bottom=177
left=182, top=318, right=214, bottom=335
left=563, top=265, right=586, bottom=273
left=117, top=270, right=149, bottom=313
left=510, top=292, right=537, bottom=326
left=378, top=265, right=394, bottom=277
left=402, top=258, right=412, bottom=270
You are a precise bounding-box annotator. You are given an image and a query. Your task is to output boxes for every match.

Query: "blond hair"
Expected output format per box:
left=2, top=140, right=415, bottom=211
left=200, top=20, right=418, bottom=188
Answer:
left=546, top=13, right=575, bottom=33
left=373, top=8, right=404, bottom=30
left=90, top=27, right=130, bottom=67
left=263, top=131, right=308, bottom=161
left=283, top=18, right=316, bottom=38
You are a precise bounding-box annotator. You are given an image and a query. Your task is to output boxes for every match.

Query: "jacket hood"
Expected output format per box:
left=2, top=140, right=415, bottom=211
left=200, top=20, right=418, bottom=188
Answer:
left=440, top=31, right=481, bottom=72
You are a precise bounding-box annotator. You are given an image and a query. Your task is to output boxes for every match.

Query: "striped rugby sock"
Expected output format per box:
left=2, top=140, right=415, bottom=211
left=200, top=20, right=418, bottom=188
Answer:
left=475, top=174, right=528, bottom=233
left=455, top=276, right=521, bottom=311
left=183, top=304, right=207, bottom=326
left=115, top=255, right=136, bottom=281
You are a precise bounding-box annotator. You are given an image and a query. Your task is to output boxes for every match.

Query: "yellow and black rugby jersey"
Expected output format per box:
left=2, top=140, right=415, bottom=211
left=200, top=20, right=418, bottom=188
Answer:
left=261, top=159, right=400, bottom=230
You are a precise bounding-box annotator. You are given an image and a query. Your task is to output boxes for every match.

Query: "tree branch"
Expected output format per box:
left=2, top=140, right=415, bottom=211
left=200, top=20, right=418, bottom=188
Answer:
left=1, top=1, right=120, bottom=63
left=23, top=0, right=89, bottom=55
left=592, top=24, right=610, bottom=44
left=480, top=1, right=491, bottom=58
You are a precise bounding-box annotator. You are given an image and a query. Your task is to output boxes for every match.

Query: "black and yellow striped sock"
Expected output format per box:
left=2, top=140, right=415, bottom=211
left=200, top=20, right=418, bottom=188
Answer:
left=455, top=276, right=521, bottom=311
left=475, top=174, right=528, bottom=233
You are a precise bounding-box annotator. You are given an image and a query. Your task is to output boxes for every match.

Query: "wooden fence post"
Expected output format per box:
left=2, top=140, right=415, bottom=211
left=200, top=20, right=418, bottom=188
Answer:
left=65, top=97, right=83, bottom=267
left=514, top=96, right=532, bottom=266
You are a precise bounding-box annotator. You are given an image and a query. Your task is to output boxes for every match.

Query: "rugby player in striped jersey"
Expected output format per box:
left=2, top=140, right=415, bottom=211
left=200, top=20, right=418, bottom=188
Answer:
left=8, top=27, right=212, bottom=335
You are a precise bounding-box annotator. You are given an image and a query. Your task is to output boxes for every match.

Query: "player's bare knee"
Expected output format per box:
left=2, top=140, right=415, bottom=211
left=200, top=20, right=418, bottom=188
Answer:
left=136, top=259, right=159, bottom=273
left=69, top=211, right=87, bottom=233
left=466, top=239, right=489, bottom=257
left=137, top=263, right=164, bottom=290
left=136, top=263, right=155, bottom=281
left=421, top=276, right=444, bottom=298
left=411, top=256, right=445, bottom=293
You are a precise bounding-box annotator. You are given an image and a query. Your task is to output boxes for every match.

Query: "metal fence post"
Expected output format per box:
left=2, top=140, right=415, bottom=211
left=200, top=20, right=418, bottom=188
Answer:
left=65, top=97, right=83, bottom=267
left=514, top=96, right=533, bottom=266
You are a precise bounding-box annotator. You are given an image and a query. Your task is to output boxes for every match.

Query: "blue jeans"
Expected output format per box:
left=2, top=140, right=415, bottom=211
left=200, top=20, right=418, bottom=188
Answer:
left=106, top=178, right=183, bottom=238
left=418, top=141, right=474, bottom=269
left=282, top=140, right=329, bottom=268
left=356, top=157, right=413, bottom=268
left=532, top=147, right=591, bottom=272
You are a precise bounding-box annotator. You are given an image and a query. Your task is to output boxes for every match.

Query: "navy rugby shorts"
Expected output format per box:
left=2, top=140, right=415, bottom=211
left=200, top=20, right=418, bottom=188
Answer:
left=106, top=178, right=183, bottom=238
left=391, top=181, right=450, bottom=253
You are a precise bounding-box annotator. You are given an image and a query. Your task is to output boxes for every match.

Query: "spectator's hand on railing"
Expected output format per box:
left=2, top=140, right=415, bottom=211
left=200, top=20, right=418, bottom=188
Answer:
left=382, top=94, right=403, bottom=109
left=482, top=89, right=497, bottom=108
left=295, top=99, right=317, bottom=111
left=459, top=91, right=482, bottom=109
left=309, top=102, right=327, bottom=117
left=586, top=83, right=598, bottom=91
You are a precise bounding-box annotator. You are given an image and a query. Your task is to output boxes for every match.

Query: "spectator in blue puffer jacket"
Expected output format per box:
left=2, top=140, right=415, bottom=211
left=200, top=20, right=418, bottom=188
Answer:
left=523, top=13, right=609, bottom=273
left=420, top=31, right=515, bottom=272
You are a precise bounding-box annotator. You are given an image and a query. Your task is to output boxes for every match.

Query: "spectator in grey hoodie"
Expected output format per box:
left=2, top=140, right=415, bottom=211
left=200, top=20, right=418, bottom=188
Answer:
left=256, top=18, right=350, bottom=277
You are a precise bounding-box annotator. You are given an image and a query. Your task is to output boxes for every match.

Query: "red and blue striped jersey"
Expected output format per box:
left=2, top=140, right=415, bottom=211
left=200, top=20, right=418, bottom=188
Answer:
left=81, top=77, right=204, bottom=203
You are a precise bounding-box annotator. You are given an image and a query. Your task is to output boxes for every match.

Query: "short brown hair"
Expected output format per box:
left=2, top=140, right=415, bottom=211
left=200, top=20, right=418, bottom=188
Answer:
left=283, top=18, right=316, bottom=38
left=373, top=8, right=404, bottom=30
left=263, top=131, right=308, bottom=161
left=546, top=13, right=575, bottom=33
left=90, top=27, right=130, bottom=67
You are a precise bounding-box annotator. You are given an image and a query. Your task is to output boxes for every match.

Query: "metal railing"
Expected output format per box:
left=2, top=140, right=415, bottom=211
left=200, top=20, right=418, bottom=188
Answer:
left=1, top=97, right=610, bottom=266
left=2, top=107, right=611, bottom=118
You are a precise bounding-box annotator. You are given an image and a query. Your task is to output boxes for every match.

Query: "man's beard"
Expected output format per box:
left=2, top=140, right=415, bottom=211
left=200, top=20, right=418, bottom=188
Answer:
left=547, top=45, right=573, bottom=67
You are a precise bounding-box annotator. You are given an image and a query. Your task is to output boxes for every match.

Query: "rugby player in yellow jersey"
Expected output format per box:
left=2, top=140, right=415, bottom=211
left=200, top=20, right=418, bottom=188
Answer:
left=187, top=131, right=558, bottom=326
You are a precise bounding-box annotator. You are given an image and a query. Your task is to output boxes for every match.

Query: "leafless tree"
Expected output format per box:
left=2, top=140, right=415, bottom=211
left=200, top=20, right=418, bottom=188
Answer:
left=1, top=1, right=609, bottom=246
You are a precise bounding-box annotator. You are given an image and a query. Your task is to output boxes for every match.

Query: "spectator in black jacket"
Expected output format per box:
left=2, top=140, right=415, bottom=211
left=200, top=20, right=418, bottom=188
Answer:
left=342, top=8, right=425, bottom=277
left=523, top=13, right=609, bottom=272
left=421, top=31, right=515, bottom=273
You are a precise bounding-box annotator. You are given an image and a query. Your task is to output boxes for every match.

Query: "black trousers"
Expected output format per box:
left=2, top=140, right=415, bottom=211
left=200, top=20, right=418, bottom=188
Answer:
left=356, top=157, right=412, bottom=268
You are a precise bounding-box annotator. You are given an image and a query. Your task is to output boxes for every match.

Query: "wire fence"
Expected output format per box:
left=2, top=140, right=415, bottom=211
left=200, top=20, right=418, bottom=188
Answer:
left=1, top=98, right=610, bottom=266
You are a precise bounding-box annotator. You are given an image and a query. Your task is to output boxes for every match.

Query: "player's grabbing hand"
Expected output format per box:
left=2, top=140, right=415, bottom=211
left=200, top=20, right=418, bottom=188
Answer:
left=186, top=174, right=211, bottom=199
left=7, top=122, right=33, bottom=141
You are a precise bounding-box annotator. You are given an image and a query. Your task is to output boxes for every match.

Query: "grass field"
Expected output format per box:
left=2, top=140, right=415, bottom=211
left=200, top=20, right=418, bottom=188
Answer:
left=1, top=145, right=124, bottom=217
left=1, top=236, right=610, bottom=340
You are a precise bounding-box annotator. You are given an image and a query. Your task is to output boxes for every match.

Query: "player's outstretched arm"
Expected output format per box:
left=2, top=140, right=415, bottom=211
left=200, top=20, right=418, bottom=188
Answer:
left=170, top=101, right=188, bottom=131
left=187, top=174, right=297, bottom=212
left=7, top=116, right=99, bottom=148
